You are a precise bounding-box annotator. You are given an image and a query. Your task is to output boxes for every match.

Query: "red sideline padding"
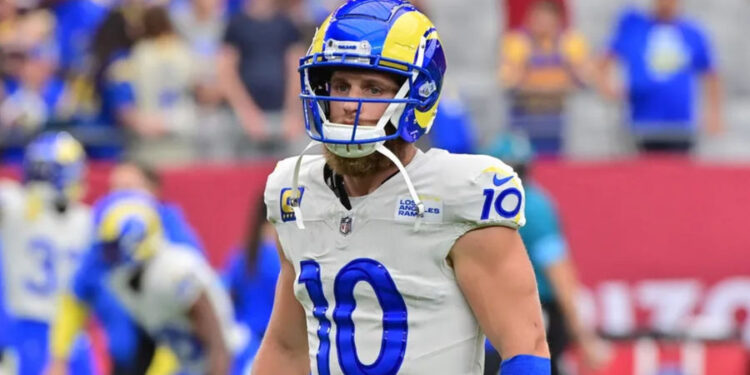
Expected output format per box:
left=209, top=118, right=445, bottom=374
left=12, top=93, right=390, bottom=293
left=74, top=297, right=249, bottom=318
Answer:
left=533, top=157, right=750, bottom=285
left=564, top=340, right=748, bottom=375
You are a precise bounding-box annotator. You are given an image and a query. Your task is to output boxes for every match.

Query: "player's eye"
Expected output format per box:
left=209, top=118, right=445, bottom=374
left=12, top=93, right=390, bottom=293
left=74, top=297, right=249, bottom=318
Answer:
left=331, top=82, right=349, bottom=94
left=367, top=86, right=383, bottom=96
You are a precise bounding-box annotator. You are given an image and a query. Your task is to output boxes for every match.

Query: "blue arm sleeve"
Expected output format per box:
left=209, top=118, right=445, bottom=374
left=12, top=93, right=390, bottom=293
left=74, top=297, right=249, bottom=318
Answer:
left=159, top=203, right=205, bottom=254
left=71, top=249, right=106, bottom=306
left=500, top=355, right=551, bottom=375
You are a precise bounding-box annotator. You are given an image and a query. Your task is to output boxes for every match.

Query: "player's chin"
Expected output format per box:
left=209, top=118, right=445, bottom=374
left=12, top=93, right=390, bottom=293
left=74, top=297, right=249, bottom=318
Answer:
left=324, top=147, right=387, bottom=177
left=323, top=137, right=409, bottom=178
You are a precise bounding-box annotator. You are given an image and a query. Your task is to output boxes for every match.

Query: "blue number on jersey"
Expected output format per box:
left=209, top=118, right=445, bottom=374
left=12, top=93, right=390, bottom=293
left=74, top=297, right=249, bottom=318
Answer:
left=24, top=238, right=57, bottom=295
left=299, top=260, right=332, bottom=375
left=299, top=258, right=408, bottom=375
left=481, top=188, right=523, bottom=220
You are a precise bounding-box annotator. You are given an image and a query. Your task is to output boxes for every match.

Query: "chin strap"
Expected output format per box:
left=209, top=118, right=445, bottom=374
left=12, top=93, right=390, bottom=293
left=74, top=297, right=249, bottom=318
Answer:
left=375, top=143, right=424, bottom=232
left=290, top=140, right=424, bottom=232
left=291, top=140, right=322, bottom=229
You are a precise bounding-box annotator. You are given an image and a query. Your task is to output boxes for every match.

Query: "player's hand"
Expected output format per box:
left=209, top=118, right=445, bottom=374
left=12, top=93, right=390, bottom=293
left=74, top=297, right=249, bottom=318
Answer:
left=578, top=335, right=612, bottom=371
left=46, top=359, right=69, bottom=375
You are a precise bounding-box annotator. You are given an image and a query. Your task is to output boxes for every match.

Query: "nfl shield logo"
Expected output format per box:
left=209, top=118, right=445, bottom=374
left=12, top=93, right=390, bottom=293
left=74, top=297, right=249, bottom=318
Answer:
left=339, top=216, right=353, bottom=235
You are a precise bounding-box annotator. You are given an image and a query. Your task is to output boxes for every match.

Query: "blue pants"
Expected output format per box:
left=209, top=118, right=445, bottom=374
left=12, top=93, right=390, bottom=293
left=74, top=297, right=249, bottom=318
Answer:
left=8, top=319, right=95, bottom=375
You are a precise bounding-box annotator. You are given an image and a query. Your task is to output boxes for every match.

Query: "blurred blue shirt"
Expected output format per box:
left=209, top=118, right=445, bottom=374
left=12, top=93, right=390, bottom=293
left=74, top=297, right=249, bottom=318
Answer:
left=53, top=0, right=110, bottom=74
left=608, top=8, right=714, bottom=132
left=429, top=96, right=476, bottom=154
left=223, top=240, right=280, bottom=374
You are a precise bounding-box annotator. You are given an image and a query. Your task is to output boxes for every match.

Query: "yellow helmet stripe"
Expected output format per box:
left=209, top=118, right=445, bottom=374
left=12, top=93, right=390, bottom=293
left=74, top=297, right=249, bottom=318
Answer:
left=55, top=134, right=84, bottom=164
left=98, top=200, right=162, bottom=242
left=310, top=14, right=334, bottom=56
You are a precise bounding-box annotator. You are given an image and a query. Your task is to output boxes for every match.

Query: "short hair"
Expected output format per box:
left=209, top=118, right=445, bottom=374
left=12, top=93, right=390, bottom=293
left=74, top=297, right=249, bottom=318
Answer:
left=121, top=159, right=161, bottom=189
left=142, top=6, right=174, bottom=39
left=530, top=0, right=562, bottom=15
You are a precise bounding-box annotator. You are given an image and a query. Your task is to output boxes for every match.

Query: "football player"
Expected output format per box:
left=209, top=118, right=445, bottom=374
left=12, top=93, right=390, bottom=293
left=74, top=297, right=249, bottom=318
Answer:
left=254, top=1, right=550, bottom=374
left=48, top=191, right=237, bottom=375
left=60, top=160, right=207, bottom=375
left=0, top=131, right=94, bottom=375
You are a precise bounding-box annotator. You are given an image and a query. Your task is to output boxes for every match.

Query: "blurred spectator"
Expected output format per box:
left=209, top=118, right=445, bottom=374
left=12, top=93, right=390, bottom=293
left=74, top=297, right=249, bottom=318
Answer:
left=126, top=5, right=199, bottom=166
left=51, top=0, right=111, bottom=76
left=218, top=0, right=305, bottom=159
left=222, top=197, right=280, bottom=374
left=598, top=0, right=723, bottom=153
left=0, top=10, right=72, bottom=162
left=0, top=43, right=67, bottom=133
left=170, top=0, right=235, bottom=161
left=85, top=6, right=143, bottom=159
left=498, top=0, right=591, bottom=157
left=171, top=0, right=224, bottom=86
left=0, top=0, right=19, bottom=46
left=482, top=132, right=610, bottom=375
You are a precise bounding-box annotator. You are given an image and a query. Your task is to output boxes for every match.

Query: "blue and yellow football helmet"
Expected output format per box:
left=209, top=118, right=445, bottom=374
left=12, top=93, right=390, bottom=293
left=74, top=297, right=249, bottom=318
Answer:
left=23, top=131, right=86, bottom=203
left=299, top=0, right=447, bottom=157
left=92, top=191, right=163, bottom=265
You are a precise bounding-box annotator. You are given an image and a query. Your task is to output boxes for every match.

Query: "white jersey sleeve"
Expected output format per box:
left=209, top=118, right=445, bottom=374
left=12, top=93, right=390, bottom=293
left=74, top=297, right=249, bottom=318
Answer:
left=0, top=180, right=25, bottom=226
left=264, top=156, right=322, bottom=261
left=264, top=157, right=298, bottom=226
left=151, top=247, right=210, bottom=313
left=439, top=153, right=526, bottom=233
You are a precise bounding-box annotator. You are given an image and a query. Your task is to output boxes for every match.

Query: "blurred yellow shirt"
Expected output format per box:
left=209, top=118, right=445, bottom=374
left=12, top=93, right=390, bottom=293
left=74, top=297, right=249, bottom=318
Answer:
left=501, top=30, right=589, bottom=91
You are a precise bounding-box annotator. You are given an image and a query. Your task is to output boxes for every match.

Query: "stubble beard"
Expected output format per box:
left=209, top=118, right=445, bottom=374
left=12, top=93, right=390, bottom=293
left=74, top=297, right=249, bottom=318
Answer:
left=324, top=137, right=409, bottom=178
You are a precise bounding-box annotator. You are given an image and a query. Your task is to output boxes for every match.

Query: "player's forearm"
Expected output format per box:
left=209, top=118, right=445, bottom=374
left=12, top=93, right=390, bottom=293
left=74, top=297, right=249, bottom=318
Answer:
left=452, top=227, right=550, bottom=359
left=188, top=292, right=231, bottom=375
left=252, top=340, right=310, bottom=375
left=206, top=346, right=231, bottom=375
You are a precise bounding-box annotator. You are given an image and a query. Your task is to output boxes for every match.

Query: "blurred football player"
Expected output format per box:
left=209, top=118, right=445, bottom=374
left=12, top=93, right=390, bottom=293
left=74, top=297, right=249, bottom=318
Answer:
left=482, top=133, right=610, bottom=374
left=254, top=1, right=550, bottom=374
left=65, top=160, right=206, bottom=375
left=0, top=131, right=94, bottom=375
left=48, top=191, right=237, bottom=375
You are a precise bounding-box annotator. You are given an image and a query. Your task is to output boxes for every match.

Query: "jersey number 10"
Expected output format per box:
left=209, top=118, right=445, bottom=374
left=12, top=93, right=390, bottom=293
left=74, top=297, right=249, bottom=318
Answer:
left=299, top=258, right=408, bottom=375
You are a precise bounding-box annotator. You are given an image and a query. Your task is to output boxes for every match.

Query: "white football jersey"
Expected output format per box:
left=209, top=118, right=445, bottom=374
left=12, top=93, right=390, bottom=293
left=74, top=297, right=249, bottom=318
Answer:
left=0, top=181, right=91, bottom=322
left=265, top=148, right=526, bottom=375
left=108, top=244, right=238, bottom=374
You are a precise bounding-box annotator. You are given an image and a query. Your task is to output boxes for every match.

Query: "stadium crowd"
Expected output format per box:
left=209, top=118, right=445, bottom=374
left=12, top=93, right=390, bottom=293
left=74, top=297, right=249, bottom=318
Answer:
left=0, top=0, right=735, bottom=164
